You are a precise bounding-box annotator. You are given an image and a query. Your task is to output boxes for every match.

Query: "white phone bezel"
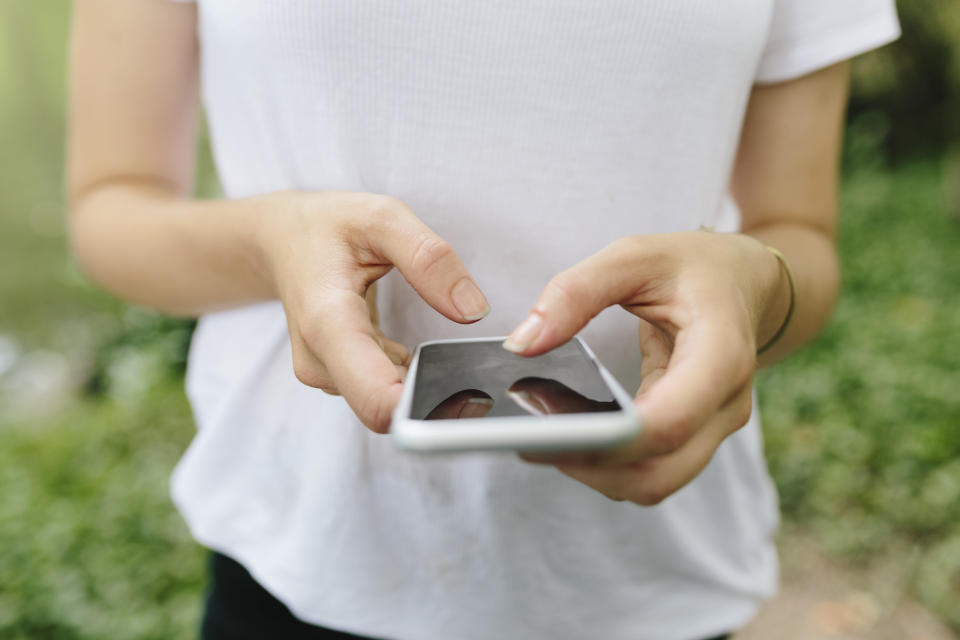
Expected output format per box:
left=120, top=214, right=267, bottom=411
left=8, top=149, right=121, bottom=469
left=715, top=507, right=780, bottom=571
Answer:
left=391, top=336, right=641, bottom=452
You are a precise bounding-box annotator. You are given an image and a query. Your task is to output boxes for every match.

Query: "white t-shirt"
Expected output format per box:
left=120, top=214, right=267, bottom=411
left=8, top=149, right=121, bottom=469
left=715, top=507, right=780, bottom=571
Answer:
left=169, top=2, right=899, bottom=639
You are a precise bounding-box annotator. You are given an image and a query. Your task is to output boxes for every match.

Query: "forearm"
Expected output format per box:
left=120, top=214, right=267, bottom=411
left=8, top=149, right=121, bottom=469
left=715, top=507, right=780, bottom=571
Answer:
left=744, top=221, right=839, bottom=367
left=69, top=181, right=274, bottom=316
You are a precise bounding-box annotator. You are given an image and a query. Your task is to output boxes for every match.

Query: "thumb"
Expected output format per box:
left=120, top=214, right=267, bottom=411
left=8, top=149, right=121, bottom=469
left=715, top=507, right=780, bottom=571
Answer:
left=367, top=200, right=490, bottom=324
left=504, top=239, right=642, bottom=356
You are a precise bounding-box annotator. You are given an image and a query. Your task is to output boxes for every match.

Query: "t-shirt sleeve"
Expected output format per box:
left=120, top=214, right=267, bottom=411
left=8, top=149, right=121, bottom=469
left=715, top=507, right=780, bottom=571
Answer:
left=755, top=0, right=900, bottom=84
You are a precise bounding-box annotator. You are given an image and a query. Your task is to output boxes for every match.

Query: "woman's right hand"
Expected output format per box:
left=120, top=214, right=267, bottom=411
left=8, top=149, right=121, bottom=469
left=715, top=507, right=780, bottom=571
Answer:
left=254, top=191, right=490, bottom=433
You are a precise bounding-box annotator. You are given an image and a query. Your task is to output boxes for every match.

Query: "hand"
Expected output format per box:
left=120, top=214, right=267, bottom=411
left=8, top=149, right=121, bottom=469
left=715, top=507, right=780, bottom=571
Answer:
left=507, top=231, right=784, bottom=505
left=256, top=191, right=490, bottom=433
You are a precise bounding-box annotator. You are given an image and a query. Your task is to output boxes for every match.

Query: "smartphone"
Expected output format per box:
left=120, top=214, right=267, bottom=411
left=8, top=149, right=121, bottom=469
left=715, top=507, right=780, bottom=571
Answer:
left=391, top=336, right=641, bottom=452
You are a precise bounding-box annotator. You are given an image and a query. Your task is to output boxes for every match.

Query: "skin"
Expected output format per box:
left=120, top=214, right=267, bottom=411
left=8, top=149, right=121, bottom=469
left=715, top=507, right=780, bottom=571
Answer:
left=510, top=68, right=847, bottom=503
left=68, top=1, right=846, bottom=505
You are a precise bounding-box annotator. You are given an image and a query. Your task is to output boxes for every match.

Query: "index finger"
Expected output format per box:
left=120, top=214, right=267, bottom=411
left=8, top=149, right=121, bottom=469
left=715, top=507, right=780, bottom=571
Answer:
left=360, top=201, right=490, bottom=324
left=312, top=288, right=407, bottom=433
left=504, top=238, right=656, bottom=357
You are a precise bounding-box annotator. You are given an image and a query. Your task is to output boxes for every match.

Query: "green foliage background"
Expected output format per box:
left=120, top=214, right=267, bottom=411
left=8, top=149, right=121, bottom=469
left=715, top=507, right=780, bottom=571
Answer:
left=1, top=1, right=958, bottom=637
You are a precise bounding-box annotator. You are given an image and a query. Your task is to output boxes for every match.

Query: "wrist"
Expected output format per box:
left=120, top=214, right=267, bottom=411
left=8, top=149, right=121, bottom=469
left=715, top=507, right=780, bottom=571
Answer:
left=241, top=190, right=308, bottom=300
left=751, top=241, right=793, bottom=352
left=711, top=232, right=782, bottom=343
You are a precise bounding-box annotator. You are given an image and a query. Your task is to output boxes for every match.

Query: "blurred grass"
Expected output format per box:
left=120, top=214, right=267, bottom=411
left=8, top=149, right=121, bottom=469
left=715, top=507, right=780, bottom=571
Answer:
left=0, top=1, right=126, bottom=354
left=758, top=159, right=960, bottom=628
left=1, top=1, right=959, bottom=638
left=0, top=383, right=204, bottom=640
left=0, top=4, right=210, bottom=637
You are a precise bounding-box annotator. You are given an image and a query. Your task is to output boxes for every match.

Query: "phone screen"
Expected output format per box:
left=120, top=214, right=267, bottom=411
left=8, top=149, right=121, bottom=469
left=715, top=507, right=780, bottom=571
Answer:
left=409, top=340, right=622, bottom=420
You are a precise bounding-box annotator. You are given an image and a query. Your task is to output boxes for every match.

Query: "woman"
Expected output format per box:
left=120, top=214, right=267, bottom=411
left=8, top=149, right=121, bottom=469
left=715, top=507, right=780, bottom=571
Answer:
left=67, top=1, right=899, bottom=639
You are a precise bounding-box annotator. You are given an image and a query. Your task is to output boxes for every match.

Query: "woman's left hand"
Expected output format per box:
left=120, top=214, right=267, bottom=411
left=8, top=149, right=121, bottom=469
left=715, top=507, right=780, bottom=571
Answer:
left=505, top=231, right=786, bottom=505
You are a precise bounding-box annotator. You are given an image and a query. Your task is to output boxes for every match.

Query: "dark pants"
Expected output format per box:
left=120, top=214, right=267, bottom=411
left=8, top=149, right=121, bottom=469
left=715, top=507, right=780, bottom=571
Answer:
left=202, top=552, right=376, bottom=639
left=201, top=552, right=731, bottom=640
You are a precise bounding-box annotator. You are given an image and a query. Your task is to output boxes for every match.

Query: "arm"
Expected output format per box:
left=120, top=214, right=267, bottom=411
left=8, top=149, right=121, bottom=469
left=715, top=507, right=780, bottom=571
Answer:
left=68, top=0, right=270, bottom=313
left=736, top=62, right=848, bottom=367
left=510, top=63, right=849, bottom=504
left=67, top=0, right=489, bottom=432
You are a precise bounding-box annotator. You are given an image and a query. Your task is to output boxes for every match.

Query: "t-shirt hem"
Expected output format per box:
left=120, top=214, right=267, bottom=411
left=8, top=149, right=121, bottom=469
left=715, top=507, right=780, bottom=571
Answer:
left=182, top=515, right=771, bottom=640
left=175, top=509, right=386, bottom=639
left=755, top=10, right=901, bottom=84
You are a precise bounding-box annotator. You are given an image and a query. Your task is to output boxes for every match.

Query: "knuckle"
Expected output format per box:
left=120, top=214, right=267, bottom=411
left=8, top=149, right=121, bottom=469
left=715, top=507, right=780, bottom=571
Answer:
left=601, top=489, right=628, bottom=503
left=631, top=486, right=670, bottom=507
left=648, top=421, right=688, bottom=455
left=732, top=348, right=756, bottom=386
left=296, top=313, right=325, bottom=354
left=366, top=194, right=406, bottom=221
left=544, top=270, right=599, bottom=326
left=734, top=394, right=753, bottom=429
left=290, top=331, right=336, bottom=391
left=627, top=479, right=671, bottom=506
left=607, top=236, right=642, bottom=261
left=295, top=292, right=343, bottom=350
left=292, top=365, right=313, bottom=387
left=410, top=234, right=455, bottom=277
left=547, top=269, right=590, bottom=306
left=292, top=360, right=332, bottom=391
left=313, top=375, right=340, bottom=395
left=348, top=194, right=409, bottom=240
left=356, top=387, right=393, bottom=434
left=606, top=236, right=632, bottom=252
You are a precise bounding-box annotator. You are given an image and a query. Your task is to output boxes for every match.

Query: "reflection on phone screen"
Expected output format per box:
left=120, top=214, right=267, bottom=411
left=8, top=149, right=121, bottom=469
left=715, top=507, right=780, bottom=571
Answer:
left=412, top=341, right=621, bottom=420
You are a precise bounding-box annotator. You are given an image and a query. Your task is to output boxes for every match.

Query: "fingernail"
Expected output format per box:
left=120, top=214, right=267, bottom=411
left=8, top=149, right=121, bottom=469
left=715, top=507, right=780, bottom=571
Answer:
left=451, top=278, right=490, bottom=321
left=502, top=314, right=543, bottom=353
left=458, top=397, right=494, bottom=419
